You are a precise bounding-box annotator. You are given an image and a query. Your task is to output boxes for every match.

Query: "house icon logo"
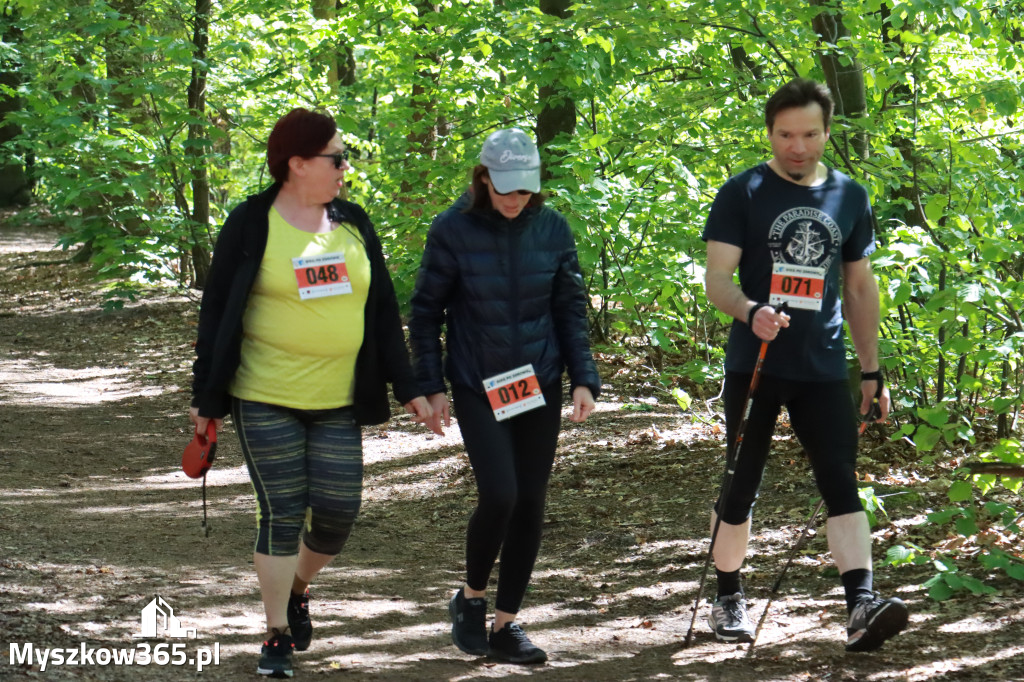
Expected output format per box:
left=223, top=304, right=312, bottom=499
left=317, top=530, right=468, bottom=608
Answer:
left=133, top=595, right=196, bottom=639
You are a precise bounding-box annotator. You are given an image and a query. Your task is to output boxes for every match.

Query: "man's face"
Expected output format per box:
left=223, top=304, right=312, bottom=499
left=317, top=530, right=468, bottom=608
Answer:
left=767, top=103, right=830, bottom=183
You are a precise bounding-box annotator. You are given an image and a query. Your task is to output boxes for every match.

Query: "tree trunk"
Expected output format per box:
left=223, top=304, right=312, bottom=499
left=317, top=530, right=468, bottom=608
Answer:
left=879, top=1, right=927, bottom=230
left=188, top=0, right=212, bottom=288
left=810, top=0, right=868, bottom=161
left=399, top=1, right=441, bottom=204
left=536, top=0, right=577, bottom=181
left=313, top=0, right=357, bottom=88
left=0, top=6, right=31, bottom=206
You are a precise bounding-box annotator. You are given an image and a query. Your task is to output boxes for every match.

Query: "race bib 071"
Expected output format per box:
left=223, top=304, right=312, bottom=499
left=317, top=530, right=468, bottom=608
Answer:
left=769, top=262, right=825, bottom=311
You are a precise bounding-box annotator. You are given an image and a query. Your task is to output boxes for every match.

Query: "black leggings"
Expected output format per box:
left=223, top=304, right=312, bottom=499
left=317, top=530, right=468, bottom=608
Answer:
left=451, top=382, right=563, bottom=615
left=716, top=373, right=861, bottom=524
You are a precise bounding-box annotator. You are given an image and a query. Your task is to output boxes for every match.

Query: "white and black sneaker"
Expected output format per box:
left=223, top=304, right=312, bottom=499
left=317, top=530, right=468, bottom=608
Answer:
left=707, top=592, right=755, bottom=643
left=846, top=594, right=908, bottom=652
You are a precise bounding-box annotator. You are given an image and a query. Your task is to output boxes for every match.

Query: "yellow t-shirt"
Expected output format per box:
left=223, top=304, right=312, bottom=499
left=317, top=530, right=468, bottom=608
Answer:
left=230, top=207, right=371, bottom=409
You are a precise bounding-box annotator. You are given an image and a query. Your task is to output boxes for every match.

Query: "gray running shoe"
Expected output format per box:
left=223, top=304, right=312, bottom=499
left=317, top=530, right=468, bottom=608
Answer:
left=707, top=592, right=755, bottom=643
left=449, top=588, right=489, bottom=655
left=846, top=594, right=908, bottom=652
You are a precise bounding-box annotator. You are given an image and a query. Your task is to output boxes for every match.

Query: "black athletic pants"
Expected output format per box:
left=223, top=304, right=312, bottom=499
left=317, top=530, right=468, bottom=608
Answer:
left=451, top=382, right=563, bottom=615
left=716, top=372, right=862, bottom=524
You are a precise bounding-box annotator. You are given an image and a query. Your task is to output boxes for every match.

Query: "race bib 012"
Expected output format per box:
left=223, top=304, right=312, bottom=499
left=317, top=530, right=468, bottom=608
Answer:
left=483, top=364, right=545, bottom=421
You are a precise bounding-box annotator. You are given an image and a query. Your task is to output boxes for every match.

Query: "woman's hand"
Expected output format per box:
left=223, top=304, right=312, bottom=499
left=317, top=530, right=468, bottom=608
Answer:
left=188, top=406, right=223, bottom=435
left=419, top=393, right=450, bottom=436
left=570, top=386, right=595, bottom=423
left=405, top=395, right=443, bottom=435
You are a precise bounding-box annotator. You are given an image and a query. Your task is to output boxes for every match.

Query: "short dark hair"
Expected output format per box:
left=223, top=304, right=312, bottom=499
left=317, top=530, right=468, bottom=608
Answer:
left=465, top=164, right=545, bottom=213
left=266, top=108, right=337, bottom=183
left=765, top=79, right=834, bottom=132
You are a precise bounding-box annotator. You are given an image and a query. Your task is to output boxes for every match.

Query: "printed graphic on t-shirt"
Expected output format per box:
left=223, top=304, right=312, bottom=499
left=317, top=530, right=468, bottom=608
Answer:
left=766, top=208, right=841, bottom=311
left=767, top=207, right=841, bottom=269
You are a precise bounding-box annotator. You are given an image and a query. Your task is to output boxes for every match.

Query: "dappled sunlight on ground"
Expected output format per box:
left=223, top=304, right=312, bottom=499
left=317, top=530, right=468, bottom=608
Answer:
left=3, top=231, right=1024, bottom=680
left=0, top=358, right=171, bottom=405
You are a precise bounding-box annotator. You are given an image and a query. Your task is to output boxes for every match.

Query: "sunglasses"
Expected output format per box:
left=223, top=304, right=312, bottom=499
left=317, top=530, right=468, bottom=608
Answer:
left=493, top=188, right=533, bottom=197
left=313, top=150, right=350, bottom=169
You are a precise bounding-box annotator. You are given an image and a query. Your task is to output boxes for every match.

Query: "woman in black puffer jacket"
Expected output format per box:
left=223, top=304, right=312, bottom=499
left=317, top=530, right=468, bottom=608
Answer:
left=409, top=127, right=600, bottom=665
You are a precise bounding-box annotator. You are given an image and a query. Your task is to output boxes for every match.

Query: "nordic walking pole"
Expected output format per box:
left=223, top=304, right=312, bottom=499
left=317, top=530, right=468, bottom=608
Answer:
left=745, top=497, right=824, bottom=655
left=683, top=337, right=771, bottom=647
left=745, top=387, right=884, bottom=654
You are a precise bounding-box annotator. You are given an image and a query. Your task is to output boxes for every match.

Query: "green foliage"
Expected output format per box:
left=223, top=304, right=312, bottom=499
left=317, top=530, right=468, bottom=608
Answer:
left=886, top=438, right=1024, bottom=599
left=5, top=0, right=1024, bottom=598
left=858, top=485, right=888, bottom=527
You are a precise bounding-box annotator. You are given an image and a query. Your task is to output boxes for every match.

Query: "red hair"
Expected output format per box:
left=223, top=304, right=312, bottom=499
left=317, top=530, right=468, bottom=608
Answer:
left=266, top=108, right=337, bottom=183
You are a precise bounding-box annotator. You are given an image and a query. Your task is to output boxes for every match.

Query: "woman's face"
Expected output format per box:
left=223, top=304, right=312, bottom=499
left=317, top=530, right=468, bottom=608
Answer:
left=483, top=175, right=532, bottom=220
left=300, top=133, right=349, bottom=201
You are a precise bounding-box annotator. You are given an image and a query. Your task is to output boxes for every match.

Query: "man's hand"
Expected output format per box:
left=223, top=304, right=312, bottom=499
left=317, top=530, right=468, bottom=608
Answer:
left=749, top=304, right=791, bottom=342
left=860, top=380, right=890, bottom=423
left=570, top=386, right=595, bottom=423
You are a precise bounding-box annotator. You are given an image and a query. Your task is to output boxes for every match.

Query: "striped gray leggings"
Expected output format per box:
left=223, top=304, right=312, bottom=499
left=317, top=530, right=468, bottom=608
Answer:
left=232, top=397, right=363, bottom=556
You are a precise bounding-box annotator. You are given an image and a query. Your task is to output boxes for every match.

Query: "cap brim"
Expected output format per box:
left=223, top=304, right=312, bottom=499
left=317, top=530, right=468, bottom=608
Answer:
left=489, top=168, right=541, bottom=194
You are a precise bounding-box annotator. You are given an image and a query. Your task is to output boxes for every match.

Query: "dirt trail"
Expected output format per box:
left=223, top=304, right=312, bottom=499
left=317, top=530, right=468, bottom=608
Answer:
left=1, top=219, right=1022, bottom=681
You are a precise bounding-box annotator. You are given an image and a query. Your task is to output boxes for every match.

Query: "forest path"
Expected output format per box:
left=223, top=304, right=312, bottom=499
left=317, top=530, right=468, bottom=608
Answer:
left=0, top=219, right=1020, bottom=681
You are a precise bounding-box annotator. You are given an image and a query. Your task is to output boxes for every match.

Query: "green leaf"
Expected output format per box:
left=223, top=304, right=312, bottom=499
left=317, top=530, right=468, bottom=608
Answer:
left=927, top=508, right=957, bottom=524
left=918, top=405, right=950, bottom=428
left=954, top=515, right=980, bottom=536
left=885, top=545, right=913, bottom=565
left=928, top=580, right=955, bottom=601
left=671, top=387, right=692, bottom=411
left=947, top=480, right=974, bottom=503
left=914, top=425, right=942, bottom=452
left=924, top=194, right=946, bottom=223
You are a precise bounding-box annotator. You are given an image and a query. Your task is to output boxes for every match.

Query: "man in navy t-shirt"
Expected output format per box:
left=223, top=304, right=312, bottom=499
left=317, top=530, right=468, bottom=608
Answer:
left=700, top=78, right=908, bottom=652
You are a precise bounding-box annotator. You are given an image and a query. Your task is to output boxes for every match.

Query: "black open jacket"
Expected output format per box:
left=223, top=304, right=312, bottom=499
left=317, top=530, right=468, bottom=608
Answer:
left=408, top=192, right=601, bottom=399
left=190, top=183, right=420, bottom=425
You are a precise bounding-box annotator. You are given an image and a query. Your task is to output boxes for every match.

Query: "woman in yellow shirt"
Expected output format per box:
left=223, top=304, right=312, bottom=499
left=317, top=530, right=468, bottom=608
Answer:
left=189, top=108, right=436, bottom=678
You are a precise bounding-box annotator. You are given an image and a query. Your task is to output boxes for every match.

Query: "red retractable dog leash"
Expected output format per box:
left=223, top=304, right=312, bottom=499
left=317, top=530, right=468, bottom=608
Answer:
left=182, top=421, right=217, bottom=536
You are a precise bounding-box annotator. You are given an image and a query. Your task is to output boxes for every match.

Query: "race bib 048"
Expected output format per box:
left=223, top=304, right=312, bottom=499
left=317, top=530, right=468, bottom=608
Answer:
left=293, top=252, right=352, bottom=300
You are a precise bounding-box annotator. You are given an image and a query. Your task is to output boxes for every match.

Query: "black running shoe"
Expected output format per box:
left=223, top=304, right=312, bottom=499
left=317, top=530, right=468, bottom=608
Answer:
left=287, top=590, right=312, bottom=652
left=846, top=594, right=908, bottom=652
left=488, top=622, right=547, bottom=664
left=257, top=628, right=295, bottom=678
left=449, top=588, right=489, bottom=655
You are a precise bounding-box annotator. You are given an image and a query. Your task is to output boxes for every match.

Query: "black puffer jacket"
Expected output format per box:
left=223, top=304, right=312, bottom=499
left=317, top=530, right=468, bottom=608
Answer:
left=190, top=183, right=421, bottom=425
left=409, top=192, right=601, bottom=398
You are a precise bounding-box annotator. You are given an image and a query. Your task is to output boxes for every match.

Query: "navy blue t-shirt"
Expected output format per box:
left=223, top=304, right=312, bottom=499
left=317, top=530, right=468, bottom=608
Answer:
left=702, top=163, right=876, bottom=381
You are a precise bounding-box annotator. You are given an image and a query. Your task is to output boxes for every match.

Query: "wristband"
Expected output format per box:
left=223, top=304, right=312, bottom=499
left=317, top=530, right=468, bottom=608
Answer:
left=860, top=370, right=883, bottom=383
left=747, top=302, right=768, bottom=327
